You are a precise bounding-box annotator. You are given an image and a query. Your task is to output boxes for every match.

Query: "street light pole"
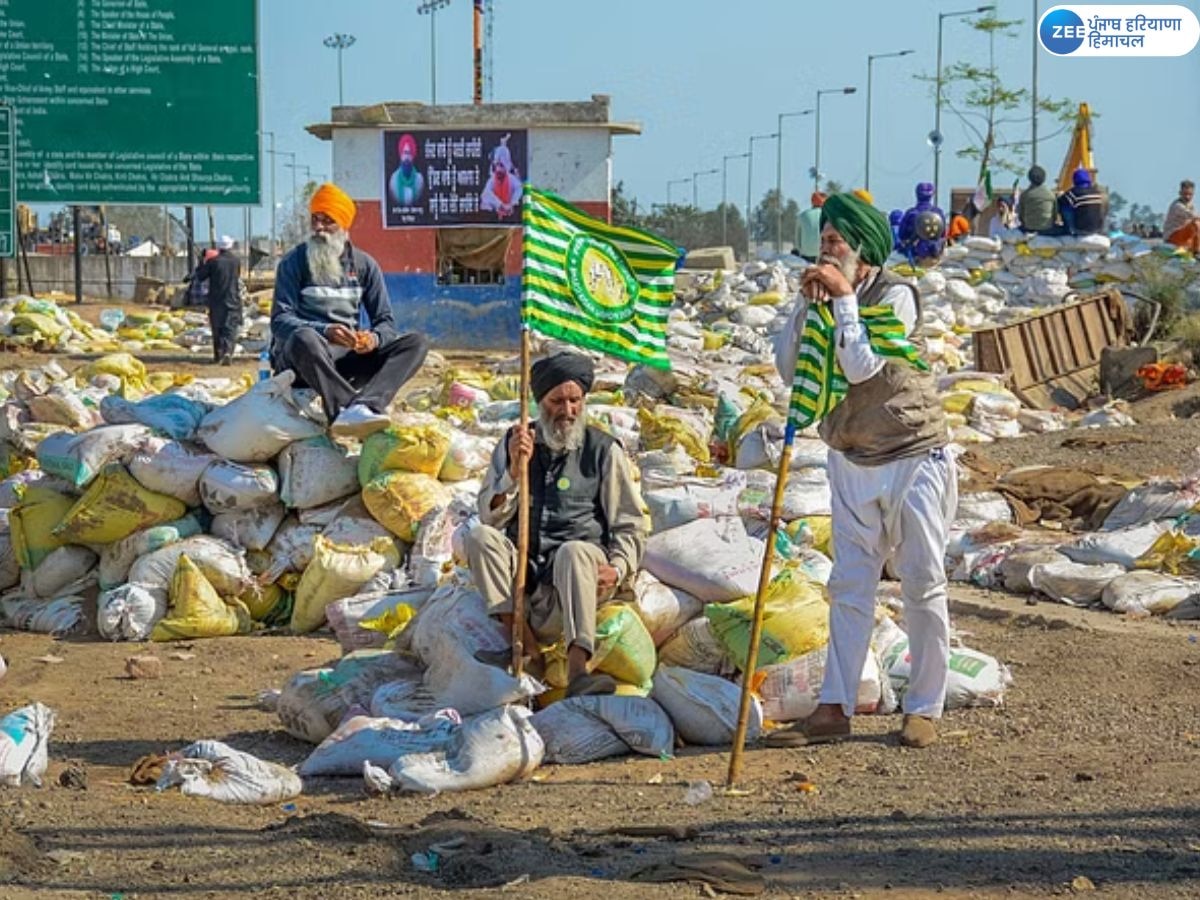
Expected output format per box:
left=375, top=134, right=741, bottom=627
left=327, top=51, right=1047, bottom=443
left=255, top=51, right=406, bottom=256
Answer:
left=747, top=132, right=778, bottom=259
left=263, top=130, right=277, bottom=254
left=722, top=151, right=749, bottom=248
left=323, top=33, right=356, bottom=106
left=691, top=168, right=718, bottom=209
left=935, top=6, right=995, bottom=203
left=1031, top=0, right=1039, bottom=166
left=814, top=87, right=857, bottom=195
left=865, top=50, right=914, bottom=192
left=775, top=108, right=813, bottom=252
left=417, top=0, right=453, bottom=105
left=666, top=178, right=689, bottom=206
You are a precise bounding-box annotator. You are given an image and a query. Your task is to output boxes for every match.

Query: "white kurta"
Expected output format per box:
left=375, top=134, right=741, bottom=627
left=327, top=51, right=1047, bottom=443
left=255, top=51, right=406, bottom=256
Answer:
left=774, top=271, right=956, bottom=718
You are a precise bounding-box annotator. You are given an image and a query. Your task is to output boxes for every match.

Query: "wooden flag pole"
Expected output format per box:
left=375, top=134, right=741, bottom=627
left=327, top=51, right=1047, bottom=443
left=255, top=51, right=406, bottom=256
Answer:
left=726, top=422, right=796, bottom=787
left=511, top=326, right=532, bottom=678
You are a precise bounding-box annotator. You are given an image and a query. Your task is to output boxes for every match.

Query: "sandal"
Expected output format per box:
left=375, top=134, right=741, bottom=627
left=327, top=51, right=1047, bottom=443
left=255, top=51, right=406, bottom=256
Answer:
left=763, top=716, right=851, bottom=748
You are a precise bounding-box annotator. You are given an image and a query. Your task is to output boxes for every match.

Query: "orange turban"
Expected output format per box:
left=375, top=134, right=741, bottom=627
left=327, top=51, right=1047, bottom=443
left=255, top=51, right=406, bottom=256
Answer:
left=310, top=183, right=356, bottom=231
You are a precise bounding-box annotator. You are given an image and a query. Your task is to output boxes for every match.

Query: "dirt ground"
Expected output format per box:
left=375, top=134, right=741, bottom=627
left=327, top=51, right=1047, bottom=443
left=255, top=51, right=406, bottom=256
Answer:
left=2, top=320, right=1200, bottom=898
left=1, top=601, right=1198, bottom=899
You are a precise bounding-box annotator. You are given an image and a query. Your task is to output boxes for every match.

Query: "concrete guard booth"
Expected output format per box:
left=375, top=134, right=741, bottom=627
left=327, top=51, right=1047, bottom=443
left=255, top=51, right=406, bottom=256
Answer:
left=307, top=95, right=640, bottom=349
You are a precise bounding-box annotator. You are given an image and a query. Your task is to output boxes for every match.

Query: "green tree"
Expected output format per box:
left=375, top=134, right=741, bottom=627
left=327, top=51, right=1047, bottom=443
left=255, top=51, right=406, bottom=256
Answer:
left=279, top=181, right=320, bottom=248
left=1107, top=190, right=1129, bottom=221
left=610, top=180, right=640, bottom=228
left=750, top=189, right=800, bottom=245
left=924, top=14, right=1077, bottom=181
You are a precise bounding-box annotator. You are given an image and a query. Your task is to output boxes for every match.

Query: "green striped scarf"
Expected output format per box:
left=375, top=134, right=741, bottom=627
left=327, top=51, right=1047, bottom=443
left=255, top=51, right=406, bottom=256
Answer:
left=522, top=187, right=677, bottom=370
left=788, top=302, right=928, bottom=430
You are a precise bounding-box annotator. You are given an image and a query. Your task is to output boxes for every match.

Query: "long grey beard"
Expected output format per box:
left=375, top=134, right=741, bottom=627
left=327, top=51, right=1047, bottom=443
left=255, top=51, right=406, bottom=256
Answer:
left=818, top=244, right=864, bottom=284
left=539, top=405, right=587, bottom=454
left=307, top=231, right=348, bottom=286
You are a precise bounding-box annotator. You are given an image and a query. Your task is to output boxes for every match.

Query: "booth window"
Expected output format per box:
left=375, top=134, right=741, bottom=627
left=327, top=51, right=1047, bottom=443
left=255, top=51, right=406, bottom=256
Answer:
left=436, top=228, right=511, bottom=285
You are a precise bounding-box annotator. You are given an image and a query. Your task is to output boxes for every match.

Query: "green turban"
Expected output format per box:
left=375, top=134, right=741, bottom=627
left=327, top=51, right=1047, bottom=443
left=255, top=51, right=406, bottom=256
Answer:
left=819, top=192, right=893, bottom=267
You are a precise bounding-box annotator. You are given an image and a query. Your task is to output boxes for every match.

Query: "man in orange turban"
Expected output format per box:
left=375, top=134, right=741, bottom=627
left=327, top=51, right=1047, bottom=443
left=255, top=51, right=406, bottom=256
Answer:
left=270, top=182, right=428, bottom=437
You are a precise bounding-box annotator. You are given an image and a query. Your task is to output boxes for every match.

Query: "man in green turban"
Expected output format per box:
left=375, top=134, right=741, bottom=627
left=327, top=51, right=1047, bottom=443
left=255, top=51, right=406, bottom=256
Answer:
left=771, top=193, right=954, bottom=751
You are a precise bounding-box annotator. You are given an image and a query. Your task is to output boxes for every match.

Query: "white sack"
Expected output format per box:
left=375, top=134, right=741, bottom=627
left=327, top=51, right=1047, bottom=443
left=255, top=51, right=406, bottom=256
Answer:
left=643, top=517, right=765, bottom=603
left=0, top=702, right=55, bottom=786
left=97, top=583, right=167, bottom=641
left=196, top=371, right=323, bottom=462
left=128, top=438, right=216, bottom=506
left=531, top=695, right=675, bottom=764
left=387, top=705, right=544, bottom=794
left=1061, top=522, right=1168, bottom=569
left=156, top=740, right=301, bottom=804
left=127, top=536, right=252, bottom=598
left=1101, top=571, right=1200, bottom=616
left=299, top=710, right=460, bottom=777
left=650, top=664, right=761, bottom=746
left=278, top=437, right=359, bottom=509
left=211, top=501, right=286, bottom=552
left=1027, top=559, right=1125, bottom=605
left=199, top=461, right=279, bottom=513
left=632, top=570, right=704, bottom=646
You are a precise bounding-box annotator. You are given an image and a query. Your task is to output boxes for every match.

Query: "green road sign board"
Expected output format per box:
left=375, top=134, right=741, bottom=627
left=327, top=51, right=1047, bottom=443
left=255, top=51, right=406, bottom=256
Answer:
left=0, top=0, right=260, bottom=206
left=0, top=106, right=13, bottom=257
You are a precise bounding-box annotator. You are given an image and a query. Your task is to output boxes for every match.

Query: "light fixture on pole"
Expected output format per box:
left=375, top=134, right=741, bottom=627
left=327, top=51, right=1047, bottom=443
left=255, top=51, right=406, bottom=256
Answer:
left=666, top=177, right=689, bottom=206
left=747, top=132, right=778, bottom=258
left=935, top=5, right=995, bottom=202
left=814, top=87, right=856, bottom=195
left=775, top=108, right=813, bottom=252
left=691, top=168, right=719, bottom=209
left=722, top=151, right=749, bottom=248
left=322, top=33, right=356, bottom=106
left=417, top=0, right=453, bottom=105
left=865, top=50, right=913, bottom=192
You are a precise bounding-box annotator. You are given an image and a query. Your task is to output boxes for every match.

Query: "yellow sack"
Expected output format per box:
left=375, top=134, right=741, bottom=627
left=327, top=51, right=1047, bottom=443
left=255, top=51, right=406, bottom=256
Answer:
left=706, top=566, right=830, bottom=669
left=1135, top=531, right=1200, bottom=576
left=941, top=391, right=976, bottom=416
left=591, top=603, right=657, bottom=688
left=53, top=465, right=186, bottom=545
left=151, top=555, right=252, bottom=641
left=10, top=486, right=74, bottom=570
left=361, top=472, right=453, bottom=542
left=358, top=423, right=452, bottom=483
left=729, top=397, right=783, bottom=453
left=238, top=582, right=289, bottom=623
left=10, top=313, right=64, bottom=340
left=636, top=408, right=710, bottom=464
left=359, top=602, right=417, bottom=646
left=291, top=535, right=400, bottom=634
left=77, top=353, right=153, bottom=399
left=749, top=291, right=784, bottom=306
left=786, top=515, right=833, bottom=558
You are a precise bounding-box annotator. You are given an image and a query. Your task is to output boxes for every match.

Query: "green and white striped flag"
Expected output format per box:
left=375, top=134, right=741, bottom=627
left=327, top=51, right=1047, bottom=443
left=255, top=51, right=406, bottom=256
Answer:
left=522, top=187, right=678, bottom=370
left=788, top=302, right=928, bottom=430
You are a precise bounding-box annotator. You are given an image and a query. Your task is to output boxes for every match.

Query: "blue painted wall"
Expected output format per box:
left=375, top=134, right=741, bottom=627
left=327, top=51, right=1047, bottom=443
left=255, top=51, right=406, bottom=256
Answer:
left=385, top=273, right=522, bottom=349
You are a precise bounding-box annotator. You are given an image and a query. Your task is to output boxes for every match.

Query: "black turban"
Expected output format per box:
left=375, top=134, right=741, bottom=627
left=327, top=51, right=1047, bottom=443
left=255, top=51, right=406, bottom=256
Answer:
left=819, top=193, right=894, bottom=267
left=531, top=352, right=594, bottom=402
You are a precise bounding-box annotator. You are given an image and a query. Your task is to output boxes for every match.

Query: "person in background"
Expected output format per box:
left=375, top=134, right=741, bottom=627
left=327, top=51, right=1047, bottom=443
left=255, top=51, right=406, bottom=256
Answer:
left=889, top=209, right=904, bottom=252
left=980, top=196, right=1015, bottom=238
left=1164, top=180, right=1200, bottom=253
left=1056, top=168, right=1107, bottom=236
left=271, top=183, right=429, bottom=437
left=1016, top=165, right=1056, bottom=233
left=897, top=182, right=946, bottom=264
left=769, top=194, right=954, bottom=750
left=467, top=352, right=648, bottom=697
left=797, top=192, right=827, bottom=262
left=192, top=236, right=242, bottom=365
left=947, top=209, right=972, bottom=245
left=852, top=188, right=875, bottom=205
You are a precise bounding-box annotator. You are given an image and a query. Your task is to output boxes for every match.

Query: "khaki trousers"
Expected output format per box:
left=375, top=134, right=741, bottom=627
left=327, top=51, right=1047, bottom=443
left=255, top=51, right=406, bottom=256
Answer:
left=464, top=523, right=608, bottom=655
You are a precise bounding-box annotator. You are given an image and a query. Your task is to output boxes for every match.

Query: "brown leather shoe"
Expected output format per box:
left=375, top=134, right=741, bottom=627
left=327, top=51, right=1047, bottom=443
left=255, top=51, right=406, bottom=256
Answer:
left=899, top=714, right=938, bottom=748
left=764, top=714, right=851, bottom=748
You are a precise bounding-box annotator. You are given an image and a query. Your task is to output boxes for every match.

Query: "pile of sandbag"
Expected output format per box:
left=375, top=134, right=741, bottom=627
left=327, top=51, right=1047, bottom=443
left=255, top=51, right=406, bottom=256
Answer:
left=0, top=359, right=496, bottom=642
left=0, top=293, right=272, bottom=357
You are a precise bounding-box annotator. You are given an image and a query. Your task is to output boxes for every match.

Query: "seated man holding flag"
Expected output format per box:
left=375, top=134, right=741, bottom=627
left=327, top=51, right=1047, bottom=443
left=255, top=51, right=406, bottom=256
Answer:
left=466, top=351, right=648, bottom=698
left=770, top=193, right=956, bottom=750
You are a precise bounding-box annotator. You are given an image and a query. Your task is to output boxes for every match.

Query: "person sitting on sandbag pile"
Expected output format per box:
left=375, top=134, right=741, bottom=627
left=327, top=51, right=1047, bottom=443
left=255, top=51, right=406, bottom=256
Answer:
left=270, top=182, right=429, bottom=438
left=465, top=352, right=647, bottom=697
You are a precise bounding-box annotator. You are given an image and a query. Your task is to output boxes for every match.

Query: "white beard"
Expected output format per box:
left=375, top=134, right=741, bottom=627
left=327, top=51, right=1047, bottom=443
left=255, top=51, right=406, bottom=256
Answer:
left=539, top=404, right=587, bottom=454
left=306, top=230, right=348, bottom=286
left=819, top=244, right=865, bottom=286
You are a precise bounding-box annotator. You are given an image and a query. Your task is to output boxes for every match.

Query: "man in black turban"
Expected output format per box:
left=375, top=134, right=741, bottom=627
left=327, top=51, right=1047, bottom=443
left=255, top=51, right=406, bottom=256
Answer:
left=770, top=194, right=954, bottom=752
left=465, top=351, right=647, bottom=697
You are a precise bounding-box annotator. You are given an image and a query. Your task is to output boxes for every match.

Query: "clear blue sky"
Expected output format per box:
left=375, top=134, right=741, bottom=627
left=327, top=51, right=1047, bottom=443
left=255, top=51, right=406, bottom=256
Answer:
left=230, top=0, right=1198, bottom=238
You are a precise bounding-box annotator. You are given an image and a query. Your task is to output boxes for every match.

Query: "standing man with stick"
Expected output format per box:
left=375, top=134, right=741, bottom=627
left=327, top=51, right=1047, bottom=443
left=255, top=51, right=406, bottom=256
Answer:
left=466, top=351, right=647, bottom=697
left=768, top=193, right=956, bottom=750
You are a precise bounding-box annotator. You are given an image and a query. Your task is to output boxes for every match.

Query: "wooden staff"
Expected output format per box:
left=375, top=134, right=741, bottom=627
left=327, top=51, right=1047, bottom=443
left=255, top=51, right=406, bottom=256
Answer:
left=726, top=422, right=796, bottom=787
left=510, top=326, right=532, bottom=678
